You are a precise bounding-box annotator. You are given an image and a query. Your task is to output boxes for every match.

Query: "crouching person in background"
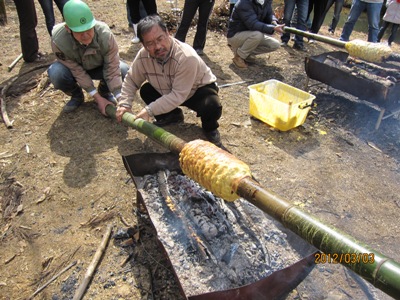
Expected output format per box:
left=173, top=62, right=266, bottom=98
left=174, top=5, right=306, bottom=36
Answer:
left=48, top=0, right=129, bottom=115
left=227, top=0, right=284, bottom=69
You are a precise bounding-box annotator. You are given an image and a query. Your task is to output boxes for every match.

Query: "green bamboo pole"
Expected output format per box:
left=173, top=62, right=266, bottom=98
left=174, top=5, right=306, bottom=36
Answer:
left=236, top=177, right=400, bottom=299
left=106, top=105, right=185, bottom=153
left=106, top=105, right=400, bottom=299
left=284, top=26, right=347, bottom=48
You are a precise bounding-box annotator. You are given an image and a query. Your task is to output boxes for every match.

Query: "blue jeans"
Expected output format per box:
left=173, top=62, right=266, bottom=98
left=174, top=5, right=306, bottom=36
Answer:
left=281, top=0, right=309, bottom=46
left=339, top=0, right=383, bottom=42
left=37, top=0, right=68, bottom=35
left=48, top=61, right=130, bottom=98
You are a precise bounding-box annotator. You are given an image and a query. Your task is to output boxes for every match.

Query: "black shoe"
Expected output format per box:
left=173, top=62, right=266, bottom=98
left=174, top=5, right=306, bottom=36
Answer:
left=63, top=97, right=84, bottom=113
left=293, top=43, right=306, bottom=51
left=153, top=109, right=184, bottom=127
left=204, top=129, right=221, bottom=147
left=195, top=49, right=204, bottom=56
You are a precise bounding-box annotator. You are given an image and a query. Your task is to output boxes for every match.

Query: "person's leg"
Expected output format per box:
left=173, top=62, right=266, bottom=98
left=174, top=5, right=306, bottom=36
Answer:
left=251, top=35, right=281, bottom=55
left=293, top=0, right=308, bottom=47
left=193, top=0, right=215, bottom=51
left=142, top=0, right=157, bottom=16
left=330, top=0, right=344, bottom=32
left=37, top=0, right=54, bottom=35
left=54, top=0, right=68, bottom=16
left=388, top=23, right=398, bottom=46
left=139, top=83, right=183, bottom=123
left=366, top=2, right=383, bottom=42
left=95, top=61, right=130, bottom=97
left=377, top=20, right=390, bottom=42
left=228, top=31, right=264, bottom=60
left=127, top=0, right=142, bottom=24
left=175, top=0, right=199, bottom=43
left=48, top=62, right=84, bottom=111
left=47, top=62, right=83, bottom=98
left=13, top=0, right=39, bottom=62
left=339, top=0, right=365, bottom=41
left=281, top=0, right=296, bottom=43
left=310, top=0, right=329, bottom=34
left=182, top=83, right=222, bottom=132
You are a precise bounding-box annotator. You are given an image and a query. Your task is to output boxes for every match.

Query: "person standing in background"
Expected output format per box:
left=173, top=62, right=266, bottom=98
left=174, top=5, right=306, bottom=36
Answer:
left=175, top=0, right=215, bottom=55
left=38, top=0, right=68, bottom=36
left=307, top=0, right=329, bottom=38
left=281, top=0, right=309, bottom=51
left=324, top=0, right=344, bottom=35
left=339, top=0, right=384, bottom=42
left=13, top=0, right=44, bottom=62
left=127, top=0, right=157, bottom=43
left=377, top=0, right=400, bottom=46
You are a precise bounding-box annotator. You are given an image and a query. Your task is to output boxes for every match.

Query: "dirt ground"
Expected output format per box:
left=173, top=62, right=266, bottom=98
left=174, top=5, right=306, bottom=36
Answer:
left=1, top=0, right=400, bottom=299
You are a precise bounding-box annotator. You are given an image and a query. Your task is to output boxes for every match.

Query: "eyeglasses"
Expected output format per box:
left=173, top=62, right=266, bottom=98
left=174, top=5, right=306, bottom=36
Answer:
left=144, top=34, right=168, bottom=50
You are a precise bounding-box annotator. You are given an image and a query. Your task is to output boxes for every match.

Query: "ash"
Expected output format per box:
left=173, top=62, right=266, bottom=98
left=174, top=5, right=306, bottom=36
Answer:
left=137, top=170, right=301, bottom=297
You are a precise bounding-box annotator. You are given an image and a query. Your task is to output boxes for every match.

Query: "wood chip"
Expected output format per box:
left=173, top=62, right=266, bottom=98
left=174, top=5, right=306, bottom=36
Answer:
left=367, top=141, right=382, bottom=153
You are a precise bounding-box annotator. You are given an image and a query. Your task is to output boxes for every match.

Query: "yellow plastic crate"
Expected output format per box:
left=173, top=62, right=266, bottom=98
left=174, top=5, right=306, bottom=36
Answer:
left=248, top=80, right=316, bottom=131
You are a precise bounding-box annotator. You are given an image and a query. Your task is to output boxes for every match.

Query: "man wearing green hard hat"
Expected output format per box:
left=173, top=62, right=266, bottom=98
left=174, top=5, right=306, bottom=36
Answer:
left=47, top=0, right=129, bottom=114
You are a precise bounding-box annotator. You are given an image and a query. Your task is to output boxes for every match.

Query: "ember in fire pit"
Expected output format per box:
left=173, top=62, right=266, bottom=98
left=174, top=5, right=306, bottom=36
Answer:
left=123, top=153, right=316, bottom=300
left=305, top=51, right=400, bottom=129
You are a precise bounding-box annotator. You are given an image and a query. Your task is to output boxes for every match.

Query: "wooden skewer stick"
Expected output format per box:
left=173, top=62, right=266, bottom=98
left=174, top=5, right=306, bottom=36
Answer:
left=73, top=224, right=113, bottom=300
left=8, top=53, right=23, bottom=72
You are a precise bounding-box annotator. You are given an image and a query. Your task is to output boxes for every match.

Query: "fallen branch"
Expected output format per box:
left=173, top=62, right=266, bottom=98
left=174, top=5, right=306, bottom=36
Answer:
left=1, top=63, right=51, bottom=128
left=0, top=76, right=18, bottom=128
left=73, top=224, right=113, bottom=300
left=29, top=260, right=77, bottom=300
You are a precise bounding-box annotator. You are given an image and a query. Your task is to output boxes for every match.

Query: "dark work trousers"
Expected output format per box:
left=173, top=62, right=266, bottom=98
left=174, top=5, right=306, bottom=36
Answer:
left=140, top=82, right=222, bottom=132
left=13, top=0, right=39, bottom=62
left=127, top=0, right=157, bottom=24
left=324, top=0, right=344, bottom=33
left=378, top=21, right=399, bottom=46
left=175, top=0, right=215, bottom=51
left=308, top=0, right=329, bottom=34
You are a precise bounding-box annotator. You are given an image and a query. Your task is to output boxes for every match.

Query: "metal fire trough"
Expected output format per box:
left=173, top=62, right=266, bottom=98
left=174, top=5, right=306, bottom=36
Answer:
left=304, top=51, right=400, bottom=129
left=122, top=152, right=316, bottom=300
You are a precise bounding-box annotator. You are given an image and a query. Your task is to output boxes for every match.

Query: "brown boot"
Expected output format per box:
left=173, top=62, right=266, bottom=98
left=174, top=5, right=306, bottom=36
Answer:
left=232, top=54, right=248, bottom=69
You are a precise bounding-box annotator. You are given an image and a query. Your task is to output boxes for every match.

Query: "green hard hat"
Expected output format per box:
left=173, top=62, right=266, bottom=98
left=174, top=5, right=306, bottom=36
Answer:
left=63, top=0, right=96, bottom=32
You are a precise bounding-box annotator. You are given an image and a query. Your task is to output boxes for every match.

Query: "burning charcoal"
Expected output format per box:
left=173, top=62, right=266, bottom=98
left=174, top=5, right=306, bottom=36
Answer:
left=133, top=170, right=304, bottom=296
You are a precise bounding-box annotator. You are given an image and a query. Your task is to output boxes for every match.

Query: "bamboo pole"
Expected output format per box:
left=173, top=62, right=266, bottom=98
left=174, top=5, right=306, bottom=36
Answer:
left=284, top=27, right=397, bottom=63
left=284, top=27, right=347, bottom=47
left=73, top=224, right=113, bottom=300
left=105, top=105, right=400, bottom=299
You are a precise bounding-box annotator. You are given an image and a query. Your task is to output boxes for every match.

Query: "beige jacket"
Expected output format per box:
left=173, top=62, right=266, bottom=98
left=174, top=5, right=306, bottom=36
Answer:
left=119, top=38, right=217, bottom=115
